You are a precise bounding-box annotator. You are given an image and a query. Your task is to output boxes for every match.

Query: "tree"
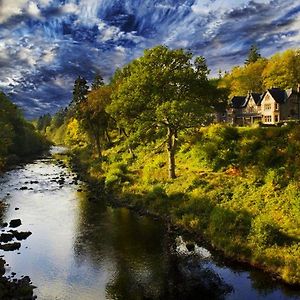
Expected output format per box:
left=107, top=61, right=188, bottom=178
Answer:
left=220, top=59, right=267, bottom=97
left=71, top=76, right=89, bottom=107
left=109, top=45, right=213, bottom=179
left=91, top=72, right=104, bottom=90
left=51, top=108, right=67, bottom=128
left=245, top=44, right=262, bottom=65
left=77, top=85, right=112, bottom=157
left=36, top=113, right=52, bottom=132
left=263, top=49, right=300, bottom=89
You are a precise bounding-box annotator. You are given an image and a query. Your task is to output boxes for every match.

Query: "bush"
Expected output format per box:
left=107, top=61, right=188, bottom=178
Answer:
left=248, top=216, right=280, bottom=248
left=105, top=163, right=129, bottom=189
left=199, top=125, right=240, bottom=170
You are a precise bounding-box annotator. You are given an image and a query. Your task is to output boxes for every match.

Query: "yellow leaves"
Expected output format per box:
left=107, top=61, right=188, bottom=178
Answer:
left=220, top=48, right=300, bottom=97
left=65, top=118, right=87, bottom=148
left=263, top=49, right=300, bottom=89
left=220, top=59, right=267, bottom=97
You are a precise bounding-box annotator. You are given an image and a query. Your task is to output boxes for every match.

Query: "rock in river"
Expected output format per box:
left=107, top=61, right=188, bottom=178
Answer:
left=0, top=242, right=21, bottom=251
left=0, top=233, right=14, bottom=243
left=9, top=231, right=32, bottom=241
left=9, top=219, right=22, bottom=228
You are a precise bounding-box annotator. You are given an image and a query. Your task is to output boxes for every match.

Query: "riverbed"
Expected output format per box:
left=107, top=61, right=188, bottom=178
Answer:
left=0, top=147, right=299, bottom=299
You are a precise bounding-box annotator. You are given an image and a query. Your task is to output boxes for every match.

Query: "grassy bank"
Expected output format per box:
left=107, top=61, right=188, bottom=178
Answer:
left=50, top=122, right=300, bottom=285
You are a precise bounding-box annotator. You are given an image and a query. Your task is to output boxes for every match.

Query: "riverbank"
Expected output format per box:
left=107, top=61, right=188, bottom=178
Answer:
left=56, top=124, right=300, bottom=287
left=0, top=92, right=51, bottom=173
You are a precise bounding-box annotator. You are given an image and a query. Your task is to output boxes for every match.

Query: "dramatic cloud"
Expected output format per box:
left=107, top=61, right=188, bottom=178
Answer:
left=0, top=0, right=299, bottom=118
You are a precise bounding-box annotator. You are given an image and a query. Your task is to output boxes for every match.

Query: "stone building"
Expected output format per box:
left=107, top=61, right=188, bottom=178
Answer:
left=228, top=86, right=300, bottom=125
left=260, top=88, right=300, bottom=124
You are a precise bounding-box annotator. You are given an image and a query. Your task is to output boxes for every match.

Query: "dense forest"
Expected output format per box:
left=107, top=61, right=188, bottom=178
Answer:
left=37, top=45, right=300, bottom=285
left=0, top=92, right=49, bottom=172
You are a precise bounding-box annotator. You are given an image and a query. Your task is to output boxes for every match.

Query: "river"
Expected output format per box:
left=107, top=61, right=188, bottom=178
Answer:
left=0, top=147, right=299, bottom=300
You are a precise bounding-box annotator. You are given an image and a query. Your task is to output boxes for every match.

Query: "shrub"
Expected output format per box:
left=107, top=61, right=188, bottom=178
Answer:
left=248, top=215, right=280, bottom=248
left=105, top=163, right=129, bottom=189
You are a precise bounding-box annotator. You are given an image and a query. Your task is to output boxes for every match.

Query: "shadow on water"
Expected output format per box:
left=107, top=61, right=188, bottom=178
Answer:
left=74, top=190, right=233, bottom=299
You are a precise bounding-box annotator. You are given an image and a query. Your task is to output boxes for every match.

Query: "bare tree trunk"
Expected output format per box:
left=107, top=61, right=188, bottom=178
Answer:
left=167, top=127, right=177, bottom=179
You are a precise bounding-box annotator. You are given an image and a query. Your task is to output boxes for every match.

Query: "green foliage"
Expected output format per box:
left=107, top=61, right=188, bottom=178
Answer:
left=91, top=72, right=104, bottom=90
left=199, top=125, right=240, bottom=170
left=71, top=76, right=89, bottom=107
left=245, top=44, right=262, bottom=65
left=109, top=45, right=217, bottom=178
left=36, top=113, right=52, bottom=132
left=263, top=49, right=300, bottom=89
left=248, top=216, right=282, bottom=248
left=209, top=207, right=251, bottom=239
left=51, top=108, right=66, bottom=128
left=77, top=85, right=112, bottom=157
left=0, top=92, right=49, bottom=170
left=105, top=162, right=128, bottom=190
left=220, top=48, right=300, bottom=97
left=220, top=59, right=267, bottom=98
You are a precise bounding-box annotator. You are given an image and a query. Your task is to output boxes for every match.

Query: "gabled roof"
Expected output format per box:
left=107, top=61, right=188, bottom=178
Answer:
left=266, top=88, right=286, bottom=104
left=249, top=93, right=262, bottom=105
left=231, top=96, right=247, bottom=108
left=286, top=88, right=300, bottom=98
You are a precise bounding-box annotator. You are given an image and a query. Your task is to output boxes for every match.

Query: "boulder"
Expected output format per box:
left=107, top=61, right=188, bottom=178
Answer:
left=9, top=231, right=32, bottom=241
left=0, top=233, right=14, bottom=243
left=0, top=242, right=21, bottom=251
left=9, top=219, right=22, bottom=228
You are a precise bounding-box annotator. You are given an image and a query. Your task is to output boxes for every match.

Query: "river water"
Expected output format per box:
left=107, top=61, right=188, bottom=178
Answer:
left=0, top=147, right=299, bottom=300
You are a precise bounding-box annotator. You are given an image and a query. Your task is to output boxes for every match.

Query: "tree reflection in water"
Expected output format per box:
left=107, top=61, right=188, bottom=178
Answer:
left=73, top=191, right=233, bottom=299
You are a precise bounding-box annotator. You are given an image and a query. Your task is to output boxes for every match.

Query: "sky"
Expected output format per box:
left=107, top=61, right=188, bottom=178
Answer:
left=0, top=0, right=300, bottom=118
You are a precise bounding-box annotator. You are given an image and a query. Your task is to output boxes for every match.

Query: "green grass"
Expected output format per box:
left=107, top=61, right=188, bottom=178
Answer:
left=53, top=122, right=300, bottom=285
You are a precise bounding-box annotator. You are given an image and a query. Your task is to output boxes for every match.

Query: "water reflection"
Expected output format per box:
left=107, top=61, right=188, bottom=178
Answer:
left=74, top=193, right=170, bottom=299
left=0, top=149, right=298, bottom=299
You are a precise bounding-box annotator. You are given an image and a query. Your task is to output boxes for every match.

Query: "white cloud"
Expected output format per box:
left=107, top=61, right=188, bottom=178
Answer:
left=18, top=48, right=38, bottom=67
left=38, top=0, right=52, bottom=6
left=0, top=0, right=27, bottom=23
left=27, top=1, right=41, bottom=19
left=42, top=48, right=56, bottom=63
left=61, top=3, right=79, bottom=14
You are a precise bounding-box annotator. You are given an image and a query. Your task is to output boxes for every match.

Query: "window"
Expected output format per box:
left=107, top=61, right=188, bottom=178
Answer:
left=264, top=104, right=271, bottom=110
left=275, top=115, right=279, bottom=122
left=275, top=103, right=279, bottom=110
left=264, top=115, right=272, bottom=123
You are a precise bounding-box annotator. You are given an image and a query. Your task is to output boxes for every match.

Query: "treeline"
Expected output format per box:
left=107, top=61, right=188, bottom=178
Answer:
left=40, top=45, right=300, bottom=179
left=0, top=92, right=49, bottom=171
left=220, top=46, right=300, bottom=97
left=41, top=45, right=228, bottom=179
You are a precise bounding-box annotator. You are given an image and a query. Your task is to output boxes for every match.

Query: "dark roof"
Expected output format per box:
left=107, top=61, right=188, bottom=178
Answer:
left=231, top=96, right=246, bottom=108
left=267, top=88, right=286, bottom=104
left=249, top=93, right=262, bottom=105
